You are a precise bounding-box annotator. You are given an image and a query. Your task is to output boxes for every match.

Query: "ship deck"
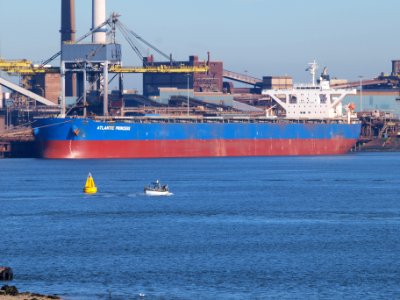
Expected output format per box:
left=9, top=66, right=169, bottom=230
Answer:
left=39, top=115, right=357, bottom=125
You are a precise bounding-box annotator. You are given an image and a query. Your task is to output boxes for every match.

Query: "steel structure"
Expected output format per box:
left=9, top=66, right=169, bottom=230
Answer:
left=0, top=1, right=210, bottom=115
left=0, top=77, right=57, bottom=106
left=110, top=65, right=208, bottom=73
left=0, top=59, right=59, bottom=75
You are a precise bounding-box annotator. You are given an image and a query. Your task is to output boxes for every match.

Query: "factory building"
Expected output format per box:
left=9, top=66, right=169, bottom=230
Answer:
left=25, top=73, right=60, bottom=104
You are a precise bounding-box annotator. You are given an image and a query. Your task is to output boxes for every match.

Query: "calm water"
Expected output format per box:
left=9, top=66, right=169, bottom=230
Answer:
left=1, top=153, right=400, bottom=299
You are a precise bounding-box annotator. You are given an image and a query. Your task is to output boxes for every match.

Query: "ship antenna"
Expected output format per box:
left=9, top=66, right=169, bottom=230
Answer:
left=306, top=60, right=318, bottom=86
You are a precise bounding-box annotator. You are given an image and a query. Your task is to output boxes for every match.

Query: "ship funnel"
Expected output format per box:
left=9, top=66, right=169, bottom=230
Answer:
left=92, top=0, right=107, bottom=44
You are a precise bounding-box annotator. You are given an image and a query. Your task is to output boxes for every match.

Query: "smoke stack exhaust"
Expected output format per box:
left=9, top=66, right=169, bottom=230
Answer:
left=92, top=0, right=107, bottom=44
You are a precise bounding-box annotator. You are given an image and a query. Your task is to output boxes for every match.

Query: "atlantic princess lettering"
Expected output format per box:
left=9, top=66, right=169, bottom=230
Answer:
left=116, top=126, right=131, bottom=131
left=97, top=126, right=131, bottom=131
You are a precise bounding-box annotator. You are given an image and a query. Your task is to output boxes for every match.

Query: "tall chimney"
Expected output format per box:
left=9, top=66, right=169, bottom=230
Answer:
left=92, top=0, right=107, bottom=44
left=60, top=0, right=76, bottom=96
left=60, top=0, right=76, bottom=44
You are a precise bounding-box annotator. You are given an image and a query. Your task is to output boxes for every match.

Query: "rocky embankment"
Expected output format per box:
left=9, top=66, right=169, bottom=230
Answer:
left=0, top=285, right=61, bottom=300
left=0, top=267, right=61, bottom=299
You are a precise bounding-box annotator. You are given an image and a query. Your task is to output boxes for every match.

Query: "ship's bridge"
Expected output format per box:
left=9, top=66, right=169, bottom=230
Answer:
left=262, top=80, right=356, bottom=120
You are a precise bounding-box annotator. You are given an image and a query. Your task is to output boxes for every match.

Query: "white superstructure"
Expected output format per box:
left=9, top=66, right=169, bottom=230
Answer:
left=262, top=62, right=356, bottom=120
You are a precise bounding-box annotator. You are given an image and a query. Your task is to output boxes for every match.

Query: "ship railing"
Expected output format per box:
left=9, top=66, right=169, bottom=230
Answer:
left=34, top=112, right=355, bottom=125
left=85, top=114, right=354, bottom=125
left=293, top=84, right=321, bottom=90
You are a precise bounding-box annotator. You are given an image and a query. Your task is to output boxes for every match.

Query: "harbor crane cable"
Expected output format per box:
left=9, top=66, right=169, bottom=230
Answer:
left=115, top=21, right=145, bottom=62
left=115, top=21, right=172, bottom=62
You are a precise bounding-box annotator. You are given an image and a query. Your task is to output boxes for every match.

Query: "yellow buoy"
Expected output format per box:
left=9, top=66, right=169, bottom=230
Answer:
left=83, top=172, right=97, bottom=194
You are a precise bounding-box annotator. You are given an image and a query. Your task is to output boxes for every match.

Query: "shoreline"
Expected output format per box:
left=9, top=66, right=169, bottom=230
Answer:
left=0, top=295, right=61, bottom=300
left=0, top=285, right=61, bottom=300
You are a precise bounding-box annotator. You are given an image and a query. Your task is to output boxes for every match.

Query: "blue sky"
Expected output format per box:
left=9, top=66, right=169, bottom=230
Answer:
left=0, top=0, right=399, bottom=87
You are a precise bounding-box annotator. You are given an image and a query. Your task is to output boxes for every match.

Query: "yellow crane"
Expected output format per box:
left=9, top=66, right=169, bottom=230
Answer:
left=0, top=59, right=58, bottom=75
left=0, top=58, right=208, bottom=75
left=109, top=64, right=208, bottom=73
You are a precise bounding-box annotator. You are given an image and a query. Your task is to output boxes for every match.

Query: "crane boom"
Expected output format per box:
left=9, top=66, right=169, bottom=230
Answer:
left=109, top=65, right=208, bottom=73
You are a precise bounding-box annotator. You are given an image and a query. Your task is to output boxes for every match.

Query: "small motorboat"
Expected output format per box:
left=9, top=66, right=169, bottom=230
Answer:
left=83, top=172, right=97, bottom=194
left=144, top=180, right=171, bottom=196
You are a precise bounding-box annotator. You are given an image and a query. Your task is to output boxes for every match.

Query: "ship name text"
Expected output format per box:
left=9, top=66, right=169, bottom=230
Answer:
left=96, top=125, right=131, bottom=131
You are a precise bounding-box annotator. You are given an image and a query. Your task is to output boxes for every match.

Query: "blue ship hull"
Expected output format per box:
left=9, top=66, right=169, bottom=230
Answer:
left=32, top=117, right=361, bottom=158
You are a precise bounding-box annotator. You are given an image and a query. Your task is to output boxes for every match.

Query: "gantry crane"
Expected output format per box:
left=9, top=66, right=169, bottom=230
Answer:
left=0, top=12, right=209, bottom=77
left=0, top=13, right=209, bottom=117
left=0, top=59, right=58, bottom=75
left=0, top=59, right=208, bottom=76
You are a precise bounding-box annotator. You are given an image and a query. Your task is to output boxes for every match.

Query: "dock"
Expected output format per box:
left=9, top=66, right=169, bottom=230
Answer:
left=357, top=111, right=400, bottom=151
left=0, top=128, right=35, bottom=158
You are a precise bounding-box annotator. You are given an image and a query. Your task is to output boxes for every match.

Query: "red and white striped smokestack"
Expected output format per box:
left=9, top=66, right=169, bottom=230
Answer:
left=92, top=0, right=107, bottom=44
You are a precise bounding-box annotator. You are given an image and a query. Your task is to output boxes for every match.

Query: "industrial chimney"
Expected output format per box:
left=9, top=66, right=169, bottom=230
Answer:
left=60, top=0, right=76, bottom=44
left=60, top=0, right=76, bottom=96
left=92, top=0, right=107, bottom=44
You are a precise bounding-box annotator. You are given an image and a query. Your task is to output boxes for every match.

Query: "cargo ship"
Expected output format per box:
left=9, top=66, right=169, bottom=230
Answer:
left=32, top=70, right=361, bottom=159
left=33, top=117, right=360, bottom=159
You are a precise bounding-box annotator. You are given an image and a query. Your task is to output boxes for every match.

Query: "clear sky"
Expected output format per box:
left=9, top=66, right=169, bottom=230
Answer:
left=0, top=0, right=399, bottom=88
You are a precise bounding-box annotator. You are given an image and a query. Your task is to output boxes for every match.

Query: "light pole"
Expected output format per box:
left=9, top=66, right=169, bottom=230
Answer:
left=186, top=73, right=190, bottom=116
left=359, top=75, right=363, bottom=112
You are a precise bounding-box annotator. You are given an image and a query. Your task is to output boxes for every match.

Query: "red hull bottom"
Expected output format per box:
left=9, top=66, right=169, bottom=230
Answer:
left=36, top=138, right=358, bottom=159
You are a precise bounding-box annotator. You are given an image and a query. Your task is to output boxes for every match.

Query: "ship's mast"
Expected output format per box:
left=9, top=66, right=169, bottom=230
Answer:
left=306, top=60, right=318, bottom=86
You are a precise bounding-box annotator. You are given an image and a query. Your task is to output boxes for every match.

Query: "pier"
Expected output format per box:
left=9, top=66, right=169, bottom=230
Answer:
left=357, top=111, right=400, bottom=151
left=0, top=128, right=35, bottom=158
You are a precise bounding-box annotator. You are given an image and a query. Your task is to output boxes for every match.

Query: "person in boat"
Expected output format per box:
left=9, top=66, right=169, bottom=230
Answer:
left=153, top=180, right=161, bottom=190
left=146, top=180, right=167, bottom=192
left=153, top=179, right=167, bottom=191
